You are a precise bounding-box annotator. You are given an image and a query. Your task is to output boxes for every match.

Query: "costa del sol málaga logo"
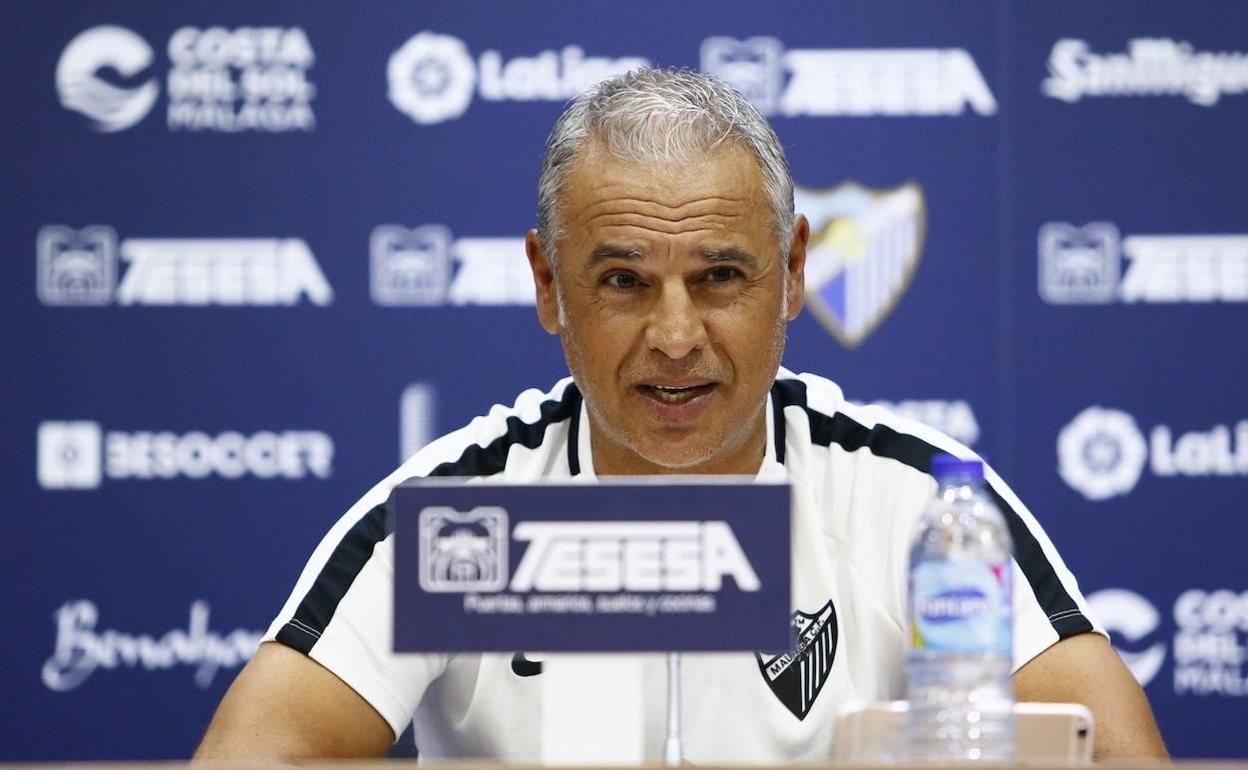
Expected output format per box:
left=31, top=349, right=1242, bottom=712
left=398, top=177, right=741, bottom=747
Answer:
left=56, top=25, right=159, bottom=132
left=1085, top=588, right=1166, bottom=687
left=1057, top=406, right=1148, bottom=501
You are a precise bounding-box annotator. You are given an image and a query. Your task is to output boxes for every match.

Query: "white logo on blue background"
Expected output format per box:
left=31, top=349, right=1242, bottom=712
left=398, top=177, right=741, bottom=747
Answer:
left=371, top=225, right=453, bottom=306
left=419, top=506, right=510, bottom=593
left=1086, top=588, right=1166, bottom=687
left=700, top=36, right=785, bottom=115
left=399, top=382, right=437, bottom=462
left=387, top=32, right=477, bottom=125
left=796, top=181, right=925, bottom=348
left=1039, top=222, right=1120, bottom=304
left=56, top=25, right=158, bottom=132
left=1057, top=406, right=1148, bottom=501
left=37, top=225, right=118, bottom=306
left=37, top=421, right=103, bottom=490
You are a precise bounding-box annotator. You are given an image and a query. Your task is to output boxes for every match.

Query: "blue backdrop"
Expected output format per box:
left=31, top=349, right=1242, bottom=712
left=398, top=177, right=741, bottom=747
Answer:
left=3, top=0, right=1246, bottom=760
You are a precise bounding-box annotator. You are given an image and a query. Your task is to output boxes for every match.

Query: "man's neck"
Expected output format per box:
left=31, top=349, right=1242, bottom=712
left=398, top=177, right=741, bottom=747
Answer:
left=586, top=409, right=769, bottom=477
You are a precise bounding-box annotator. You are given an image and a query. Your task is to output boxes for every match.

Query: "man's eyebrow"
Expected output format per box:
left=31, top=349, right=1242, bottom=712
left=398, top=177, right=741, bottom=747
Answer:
left=584, top=245, right=644, bottom=270
left=582, top=245, right=762, bottom=271
left=700, top=247, right=760, bottom=269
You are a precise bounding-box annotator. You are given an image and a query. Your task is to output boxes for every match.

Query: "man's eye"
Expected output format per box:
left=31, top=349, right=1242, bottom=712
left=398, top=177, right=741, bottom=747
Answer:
left=707, top=266, right=742, bottom=284
left=605, top=272, right=641, bottom=290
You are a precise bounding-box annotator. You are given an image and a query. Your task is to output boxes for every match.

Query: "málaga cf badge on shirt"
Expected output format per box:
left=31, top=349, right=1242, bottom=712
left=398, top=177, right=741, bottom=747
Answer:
left=756, top=600, right=838, bottom=720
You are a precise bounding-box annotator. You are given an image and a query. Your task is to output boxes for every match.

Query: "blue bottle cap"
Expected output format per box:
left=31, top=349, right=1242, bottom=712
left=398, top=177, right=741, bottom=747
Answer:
left=930, top=454, right=984, bottom=479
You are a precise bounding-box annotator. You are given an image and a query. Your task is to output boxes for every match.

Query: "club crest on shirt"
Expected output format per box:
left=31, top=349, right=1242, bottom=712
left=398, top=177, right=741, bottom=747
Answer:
left=795, top=181, right=926, bottom=349
left=756, top=600, right=838, bottom=720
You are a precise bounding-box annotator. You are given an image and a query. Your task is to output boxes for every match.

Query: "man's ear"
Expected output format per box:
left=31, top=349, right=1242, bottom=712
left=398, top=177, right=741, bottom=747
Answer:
left=526, top=229, right=561, bottom=335
left=784, top=215, right=809, bottom=321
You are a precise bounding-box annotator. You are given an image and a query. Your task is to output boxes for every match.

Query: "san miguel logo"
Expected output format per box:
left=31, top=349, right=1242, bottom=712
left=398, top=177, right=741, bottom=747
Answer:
left=795, top=182, right=926, bottom=348
left=756, top=600, right=838, bottom=720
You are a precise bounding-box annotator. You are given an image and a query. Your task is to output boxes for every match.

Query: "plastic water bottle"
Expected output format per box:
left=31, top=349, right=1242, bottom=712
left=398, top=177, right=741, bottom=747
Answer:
left=906, top=455, right=1015, bottom=761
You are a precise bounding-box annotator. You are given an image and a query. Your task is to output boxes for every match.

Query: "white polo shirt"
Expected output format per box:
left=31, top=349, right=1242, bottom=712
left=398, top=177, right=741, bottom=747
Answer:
left=264, top=369, right=1101, bottom=763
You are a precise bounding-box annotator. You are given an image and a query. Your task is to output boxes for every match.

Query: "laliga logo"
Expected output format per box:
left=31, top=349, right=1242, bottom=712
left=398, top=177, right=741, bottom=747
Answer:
left=1057, top=406, right=1148, bottom=501
left=387, top=32, right=476, bottom=125
left=56, top=25, right=159, bottom=132
left=1086, top=589, right=1166, bottom=687
left=387, top=31, right=648, bottom=125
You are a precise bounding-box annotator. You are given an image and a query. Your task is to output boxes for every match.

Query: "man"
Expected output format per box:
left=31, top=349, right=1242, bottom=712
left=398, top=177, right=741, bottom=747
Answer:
left=195, top=68, right=1167, bottom=762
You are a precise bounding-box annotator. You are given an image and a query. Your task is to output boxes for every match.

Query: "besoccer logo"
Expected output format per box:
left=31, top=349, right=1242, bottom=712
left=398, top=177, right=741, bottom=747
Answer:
left=1057, top=407, right=1148, bottom=501
left=419, top=507, right=510, bottom=593
left=56, top=26, right=159, bottom=132
left=38, top=422, right=103, bottom=490
left=1086, top=588, right=1166, bottom=687
left=387, top=32, right=477, bottom=125
left=796, top=181, right=926, bottom=348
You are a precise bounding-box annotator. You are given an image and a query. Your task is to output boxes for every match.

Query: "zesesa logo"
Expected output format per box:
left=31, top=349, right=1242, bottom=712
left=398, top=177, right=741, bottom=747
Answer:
left=37, top=226, right=333, bottom=307
left=701, top=36, right=997, bottom=118
left=1039, top=222, right=1248, bottom=304
left=418, top=506, right=760, bottom=594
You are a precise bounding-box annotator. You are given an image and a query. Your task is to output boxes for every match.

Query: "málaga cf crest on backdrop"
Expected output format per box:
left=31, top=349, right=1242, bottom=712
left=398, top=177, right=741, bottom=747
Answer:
left=795, top=182, right=926, bottom=348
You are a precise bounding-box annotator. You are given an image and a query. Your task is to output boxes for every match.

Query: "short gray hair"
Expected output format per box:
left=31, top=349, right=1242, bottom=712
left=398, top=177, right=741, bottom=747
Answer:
left=536, top=67, right=794, bottom=265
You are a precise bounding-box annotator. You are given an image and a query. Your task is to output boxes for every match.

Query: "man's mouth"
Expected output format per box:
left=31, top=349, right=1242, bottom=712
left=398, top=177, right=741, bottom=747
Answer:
left=637, top=382, right=717, bottom=405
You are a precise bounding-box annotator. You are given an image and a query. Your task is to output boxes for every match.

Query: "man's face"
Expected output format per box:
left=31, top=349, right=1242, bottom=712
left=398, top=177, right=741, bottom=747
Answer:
left=526, top=142, right=807, bottom=475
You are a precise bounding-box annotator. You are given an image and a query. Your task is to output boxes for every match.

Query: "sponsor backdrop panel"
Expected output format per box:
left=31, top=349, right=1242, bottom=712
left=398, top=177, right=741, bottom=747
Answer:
left=1, top=0, right=1242, bottom=760
left=1008, top=0, right=1248, bottom=759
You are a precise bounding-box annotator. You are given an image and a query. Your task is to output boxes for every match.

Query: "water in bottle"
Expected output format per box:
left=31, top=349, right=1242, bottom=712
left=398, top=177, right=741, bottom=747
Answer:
left=906, top=454, right=1015, bottom=761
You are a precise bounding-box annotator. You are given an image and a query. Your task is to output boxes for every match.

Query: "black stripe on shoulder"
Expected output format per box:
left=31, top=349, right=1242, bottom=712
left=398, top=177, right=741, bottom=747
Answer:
left=770, top=380, right=789, bottom=465
left=274, top=383, right=583, bottom=655
left=276, top=503, right=387, bottom=654
left=428, top=382, right=581, bottom=477
left=566, top=386, right=583, bottom=476
left=773, top=377, right=1093, bottom=639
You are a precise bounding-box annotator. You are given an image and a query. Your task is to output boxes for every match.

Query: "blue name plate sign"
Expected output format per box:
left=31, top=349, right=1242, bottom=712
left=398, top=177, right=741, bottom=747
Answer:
left=390, top=478, right=791, bottom=653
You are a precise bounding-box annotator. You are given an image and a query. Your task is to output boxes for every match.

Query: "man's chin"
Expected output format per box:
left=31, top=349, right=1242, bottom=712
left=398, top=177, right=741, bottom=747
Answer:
left=628, top=437, right=738, bottom=474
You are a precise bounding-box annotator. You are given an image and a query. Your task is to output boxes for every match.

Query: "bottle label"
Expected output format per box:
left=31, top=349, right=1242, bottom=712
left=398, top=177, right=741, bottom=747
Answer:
left=910, top=561, right=1011, bottom=654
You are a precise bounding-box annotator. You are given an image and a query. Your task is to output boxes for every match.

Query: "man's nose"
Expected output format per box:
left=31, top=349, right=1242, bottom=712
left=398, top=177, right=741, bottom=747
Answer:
left=645, top=279, right=708, bottom=359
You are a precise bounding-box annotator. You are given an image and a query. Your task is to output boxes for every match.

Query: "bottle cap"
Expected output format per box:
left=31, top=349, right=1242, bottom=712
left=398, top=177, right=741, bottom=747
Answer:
left=930, top=454, right=984, bottom=479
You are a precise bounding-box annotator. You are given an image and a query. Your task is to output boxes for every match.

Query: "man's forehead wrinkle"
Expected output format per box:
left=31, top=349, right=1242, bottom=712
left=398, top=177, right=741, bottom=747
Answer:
left=582, top=214, right=738, bottom=238
left=575, top=195, right=752, bottom=220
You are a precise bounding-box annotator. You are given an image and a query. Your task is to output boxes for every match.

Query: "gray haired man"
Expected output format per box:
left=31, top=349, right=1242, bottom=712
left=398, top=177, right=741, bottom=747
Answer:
left=196, top=68, right=1166, bottom=762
